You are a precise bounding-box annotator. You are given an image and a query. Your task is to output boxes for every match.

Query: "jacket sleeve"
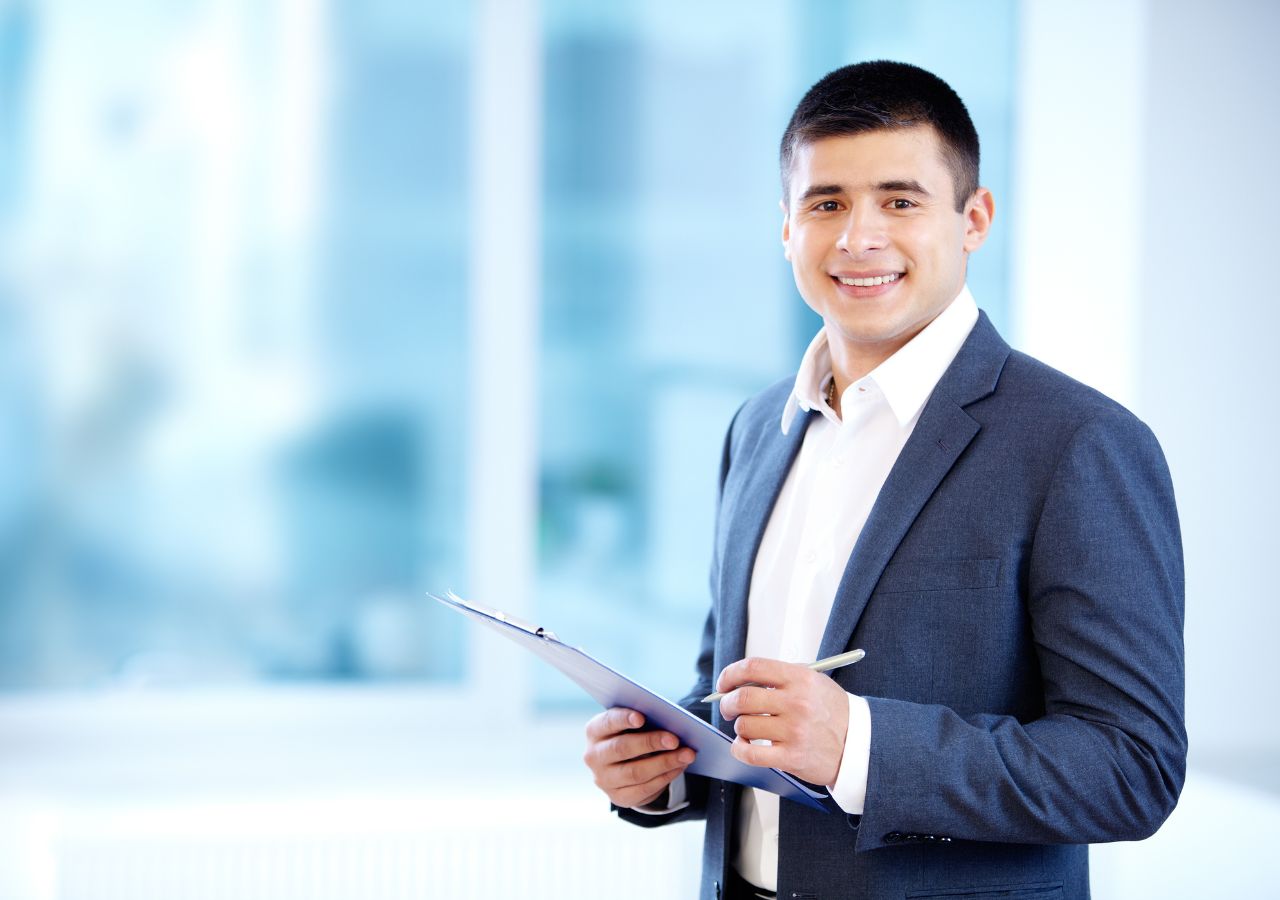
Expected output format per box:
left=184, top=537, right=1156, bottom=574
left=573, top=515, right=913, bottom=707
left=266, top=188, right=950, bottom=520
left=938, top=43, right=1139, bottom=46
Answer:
left=855, top=411, right=1187, bottom=851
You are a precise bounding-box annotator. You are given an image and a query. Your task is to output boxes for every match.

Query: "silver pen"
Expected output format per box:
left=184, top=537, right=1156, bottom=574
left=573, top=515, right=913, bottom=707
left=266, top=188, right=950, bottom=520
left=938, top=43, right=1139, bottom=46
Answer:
left=701, top=648, right=866, bottom=703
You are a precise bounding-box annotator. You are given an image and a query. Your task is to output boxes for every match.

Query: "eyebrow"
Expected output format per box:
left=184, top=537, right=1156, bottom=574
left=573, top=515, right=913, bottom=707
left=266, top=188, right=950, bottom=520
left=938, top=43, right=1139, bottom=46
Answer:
left=795, top=179, right=933, bottom=205
left=876, top=179, right=931, bottom=196
left=795, top=183, right=844, bottom=204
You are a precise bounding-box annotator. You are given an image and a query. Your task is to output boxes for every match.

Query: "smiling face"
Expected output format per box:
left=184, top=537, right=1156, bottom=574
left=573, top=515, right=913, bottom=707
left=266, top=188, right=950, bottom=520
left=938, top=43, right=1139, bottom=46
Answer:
left=782, top=126, right=993, bottom=379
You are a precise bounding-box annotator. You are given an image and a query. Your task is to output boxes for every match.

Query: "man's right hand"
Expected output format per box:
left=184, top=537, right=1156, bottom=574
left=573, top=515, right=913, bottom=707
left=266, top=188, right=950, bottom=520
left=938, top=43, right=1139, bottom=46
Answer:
left=583, top=707, right=696, bottom=809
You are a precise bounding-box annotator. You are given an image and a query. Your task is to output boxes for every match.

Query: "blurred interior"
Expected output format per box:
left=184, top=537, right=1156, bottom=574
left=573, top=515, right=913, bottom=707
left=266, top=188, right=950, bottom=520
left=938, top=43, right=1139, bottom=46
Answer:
left=0, top=1, right=1276, bottom=897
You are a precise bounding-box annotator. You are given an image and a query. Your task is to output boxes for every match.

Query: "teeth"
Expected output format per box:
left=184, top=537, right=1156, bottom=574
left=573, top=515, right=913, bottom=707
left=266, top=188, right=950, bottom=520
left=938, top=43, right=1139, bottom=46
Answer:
left=838, top=273, right=900, bottom=287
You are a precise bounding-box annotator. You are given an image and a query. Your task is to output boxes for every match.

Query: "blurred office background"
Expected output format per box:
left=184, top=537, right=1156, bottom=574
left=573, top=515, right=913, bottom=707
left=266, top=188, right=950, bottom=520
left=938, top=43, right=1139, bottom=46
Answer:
left=0, top=0, right=1274, bottom=897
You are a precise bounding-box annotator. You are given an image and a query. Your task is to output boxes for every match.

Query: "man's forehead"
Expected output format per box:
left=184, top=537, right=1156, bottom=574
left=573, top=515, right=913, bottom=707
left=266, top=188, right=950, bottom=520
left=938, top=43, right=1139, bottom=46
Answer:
left=789, top=129, right=952, bottom=195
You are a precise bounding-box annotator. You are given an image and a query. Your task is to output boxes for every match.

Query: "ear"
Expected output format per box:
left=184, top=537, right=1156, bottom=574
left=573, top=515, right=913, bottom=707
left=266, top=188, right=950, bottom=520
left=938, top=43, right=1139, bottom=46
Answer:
left=780, top=198, right=792, bottom=261
left=962, top=188, right=995, bottom=253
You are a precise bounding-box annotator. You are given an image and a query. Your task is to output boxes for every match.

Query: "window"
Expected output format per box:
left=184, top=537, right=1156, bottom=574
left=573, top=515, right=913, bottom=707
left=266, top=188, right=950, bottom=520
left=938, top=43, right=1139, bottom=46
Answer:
left=0, top=1, right=470, bottom=689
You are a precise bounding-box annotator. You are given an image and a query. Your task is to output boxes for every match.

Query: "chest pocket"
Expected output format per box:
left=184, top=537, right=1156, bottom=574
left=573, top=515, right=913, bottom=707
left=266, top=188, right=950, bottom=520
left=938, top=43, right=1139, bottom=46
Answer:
left=875, top=557, right=1000, bottom=594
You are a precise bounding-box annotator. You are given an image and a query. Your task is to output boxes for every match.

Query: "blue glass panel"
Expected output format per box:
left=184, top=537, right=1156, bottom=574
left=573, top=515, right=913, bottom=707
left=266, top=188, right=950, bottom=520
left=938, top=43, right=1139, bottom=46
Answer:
left=0, top=1, right=468, bottom=688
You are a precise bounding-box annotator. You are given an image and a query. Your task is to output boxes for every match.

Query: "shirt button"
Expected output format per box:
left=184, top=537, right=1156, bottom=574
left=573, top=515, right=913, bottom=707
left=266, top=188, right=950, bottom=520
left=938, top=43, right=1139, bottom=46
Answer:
left=832, top=455, right=844, bottom=468
left=805, top=550, right=816, bottom=564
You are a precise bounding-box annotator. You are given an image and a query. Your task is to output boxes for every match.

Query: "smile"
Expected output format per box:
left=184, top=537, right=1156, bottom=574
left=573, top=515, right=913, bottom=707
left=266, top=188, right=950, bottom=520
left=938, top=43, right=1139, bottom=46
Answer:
left=836, top=273, right=902, bottom=287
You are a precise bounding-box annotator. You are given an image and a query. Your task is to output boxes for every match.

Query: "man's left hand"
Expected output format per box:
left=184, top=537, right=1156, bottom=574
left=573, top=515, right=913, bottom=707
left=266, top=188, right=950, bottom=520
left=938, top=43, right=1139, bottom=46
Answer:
left=716, top=657, right=850, bottom=787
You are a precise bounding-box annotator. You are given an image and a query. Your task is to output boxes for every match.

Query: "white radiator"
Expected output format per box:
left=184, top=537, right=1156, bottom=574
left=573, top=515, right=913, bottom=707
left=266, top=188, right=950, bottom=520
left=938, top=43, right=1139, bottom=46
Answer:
left=9, top=766, right=1272, bottom=899
left=4, top=783, right=703, bottom=900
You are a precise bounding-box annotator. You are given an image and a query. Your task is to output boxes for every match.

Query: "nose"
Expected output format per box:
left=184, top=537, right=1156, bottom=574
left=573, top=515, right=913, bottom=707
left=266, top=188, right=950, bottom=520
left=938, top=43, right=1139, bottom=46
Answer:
left=836, top=207, right=887, bottom=255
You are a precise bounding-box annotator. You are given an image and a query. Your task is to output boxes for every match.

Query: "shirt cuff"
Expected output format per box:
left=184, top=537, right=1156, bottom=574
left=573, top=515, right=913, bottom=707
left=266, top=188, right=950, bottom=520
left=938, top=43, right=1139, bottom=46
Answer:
left=630, top=774, right=690, bottom=815
left=826, top=692, right=871, bottom=815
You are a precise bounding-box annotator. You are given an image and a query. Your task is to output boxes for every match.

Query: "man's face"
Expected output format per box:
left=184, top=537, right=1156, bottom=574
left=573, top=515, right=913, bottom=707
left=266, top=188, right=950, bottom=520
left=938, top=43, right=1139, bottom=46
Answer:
left=782, top=126, right=993, bottom=369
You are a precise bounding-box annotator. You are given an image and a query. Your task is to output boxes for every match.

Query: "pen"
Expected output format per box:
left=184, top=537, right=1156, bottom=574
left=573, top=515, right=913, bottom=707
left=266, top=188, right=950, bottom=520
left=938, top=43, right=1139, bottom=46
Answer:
left=701, top=648, right=866, bottom=703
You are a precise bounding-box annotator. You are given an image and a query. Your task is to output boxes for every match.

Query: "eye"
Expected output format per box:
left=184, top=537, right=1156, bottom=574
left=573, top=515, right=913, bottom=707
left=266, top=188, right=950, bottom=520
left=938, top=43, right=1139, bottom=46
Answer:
left=814, top=200, right=841, bottom=212
left=888, top=198, right=916, bottom=210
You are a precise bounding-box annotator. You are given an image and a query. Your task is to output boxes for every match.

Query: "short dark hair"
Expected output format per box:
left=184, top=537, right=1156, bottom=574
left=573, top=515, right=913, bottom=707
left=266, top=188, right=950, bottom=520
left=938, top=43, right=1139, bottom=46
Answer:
left=780, top=61, right=980, bottom=212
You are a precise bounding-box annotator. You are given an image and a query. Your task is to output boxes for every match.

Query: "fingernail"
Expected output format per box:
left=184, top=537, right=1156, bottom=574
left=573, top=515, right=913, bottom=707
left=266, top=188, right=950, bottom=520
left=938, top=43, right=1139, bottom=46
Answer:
left=662, top=734, right=677, bottom=750
left=628, top=713, right=641, bottom=728
left=679, top=750, right=694, bottom=764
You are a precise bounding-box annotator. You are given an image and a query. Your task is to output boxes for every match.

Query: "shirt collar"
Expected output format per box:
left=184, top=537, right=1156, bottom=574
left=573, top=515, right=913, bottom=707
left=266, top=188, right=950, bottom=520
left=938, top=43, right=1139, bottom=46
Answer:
left=780, top=285, right=980, bottom=434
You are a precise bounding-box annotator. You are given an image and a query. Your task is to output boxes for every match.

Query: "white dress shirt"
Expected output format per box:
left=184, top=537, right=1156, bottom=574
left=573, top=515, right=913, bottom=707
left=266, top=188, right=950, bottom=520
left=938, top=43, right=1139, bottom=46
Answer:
left=736, top=287, right=978, bottom=890
left=648, top=287, right=978, bottom=892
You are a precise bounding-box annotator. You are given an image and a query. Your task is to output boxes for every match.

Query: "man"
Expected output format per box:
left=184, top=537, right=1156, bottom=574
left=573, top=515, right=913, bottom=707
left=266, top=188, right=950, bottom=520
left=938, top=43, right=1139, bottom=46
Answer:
left=583, top=61, right=1185, bottom=900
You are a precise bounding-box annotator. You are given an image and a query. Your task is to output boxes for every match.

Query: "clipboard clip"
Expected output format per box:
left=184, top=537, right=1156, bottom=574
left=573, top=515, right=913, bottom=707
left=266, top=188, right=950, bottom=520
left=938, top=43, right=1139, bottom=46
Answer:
left=440, top=591, right=559, bottom=642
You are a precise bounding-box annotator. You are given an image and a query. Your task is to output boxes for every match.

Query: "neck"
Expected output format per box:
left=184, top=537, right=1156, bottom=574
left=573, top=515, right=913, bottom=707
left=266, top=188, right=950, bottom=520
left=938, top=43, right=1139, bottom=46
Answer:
left=825, top=375, right=841, bottom=419
left=825, top=335, right=904, bottom=402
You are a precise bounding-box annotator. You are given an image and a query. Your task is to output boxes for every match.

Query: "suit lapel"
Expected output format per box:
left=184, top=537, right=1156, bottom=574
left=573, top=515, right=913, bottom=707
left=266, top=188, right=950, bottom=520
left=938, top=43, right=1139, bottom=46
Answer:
left=817, top=313, right=1011, bottom=659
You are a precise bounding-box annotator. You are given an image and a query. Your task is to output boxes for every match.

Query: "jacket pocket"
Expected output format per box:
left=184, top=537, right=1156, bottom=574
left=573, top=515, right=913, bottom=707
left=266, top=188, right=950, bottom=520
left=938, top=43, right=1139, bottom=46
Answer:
left=875, top=557, right=1000, bottom=594
left=906, top=881, right=1063, bottom=899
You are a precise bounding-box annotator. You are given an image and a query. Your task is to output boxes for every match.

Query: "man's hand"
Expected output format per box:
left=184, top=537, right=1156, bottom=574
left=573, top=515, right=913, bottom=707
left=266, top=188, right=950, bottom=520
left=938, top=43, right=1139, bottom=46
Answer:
left=717, top=657, right=850, bottom=786
left=583, top=707, right=696, bottom=809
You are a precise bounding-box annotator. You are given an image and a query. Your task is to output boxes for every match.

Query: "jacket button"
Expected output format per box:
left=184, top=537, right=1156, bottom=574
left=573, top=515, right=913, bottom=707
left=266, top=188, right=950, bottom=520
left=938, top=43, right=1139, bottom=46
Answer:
left=884, top=831, right=903, bottom=843
left=846, top=814, right=861, bottom=831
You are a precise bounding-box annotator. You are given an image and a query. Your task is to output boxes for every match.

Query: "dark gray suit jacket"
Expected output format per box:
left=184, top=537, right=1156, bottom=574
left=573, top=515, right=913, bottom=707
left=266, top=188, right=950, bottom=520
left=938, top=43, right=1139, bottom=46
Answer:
left=619, top=313, right=1186, bottom=900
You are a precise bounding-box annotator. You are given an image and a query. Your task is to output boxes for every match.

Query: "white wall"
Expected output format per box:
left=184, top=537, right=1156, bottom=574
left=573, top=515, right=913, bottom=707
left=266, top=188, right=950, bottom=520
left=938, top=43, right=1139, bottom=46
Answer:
left=1137, top=0, right=1280, bottom=765
left=1014, top=5, right=1280, bottom=893
left=1014, top=0, right=1280, bottom=822
left=1012, top=0, right=1147, bottom=410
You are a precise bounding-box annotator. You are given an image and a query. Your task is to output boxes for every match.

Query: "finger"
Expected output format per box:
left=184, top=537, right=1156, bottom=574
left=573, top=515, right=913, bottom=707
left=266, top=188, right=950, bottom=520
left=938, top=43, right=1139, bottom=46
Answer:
left=734, top=713, right=788, bottom=744
left=719, top=684, right=785, bottom=721
left=585, top=707, right=644, bottom=741
left=716, top=657, right=798, bottom=694
left=611, top=757, right=692, bottom=809
left=596, top=747, right=695, bottom=793
left=729, top=735, right=782, bottom=769
left=584, top=729, right=679, bottom=777
left=597, top=729, right=681, bottom=766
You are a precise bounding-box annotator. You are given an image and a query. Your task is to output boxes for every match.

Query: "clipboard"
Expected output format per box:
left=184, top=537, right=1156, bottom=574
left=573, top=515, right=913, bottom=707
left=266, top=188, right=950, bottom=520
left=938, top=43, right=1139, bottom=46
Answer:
left=432, top=591, right=829, bottom=812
